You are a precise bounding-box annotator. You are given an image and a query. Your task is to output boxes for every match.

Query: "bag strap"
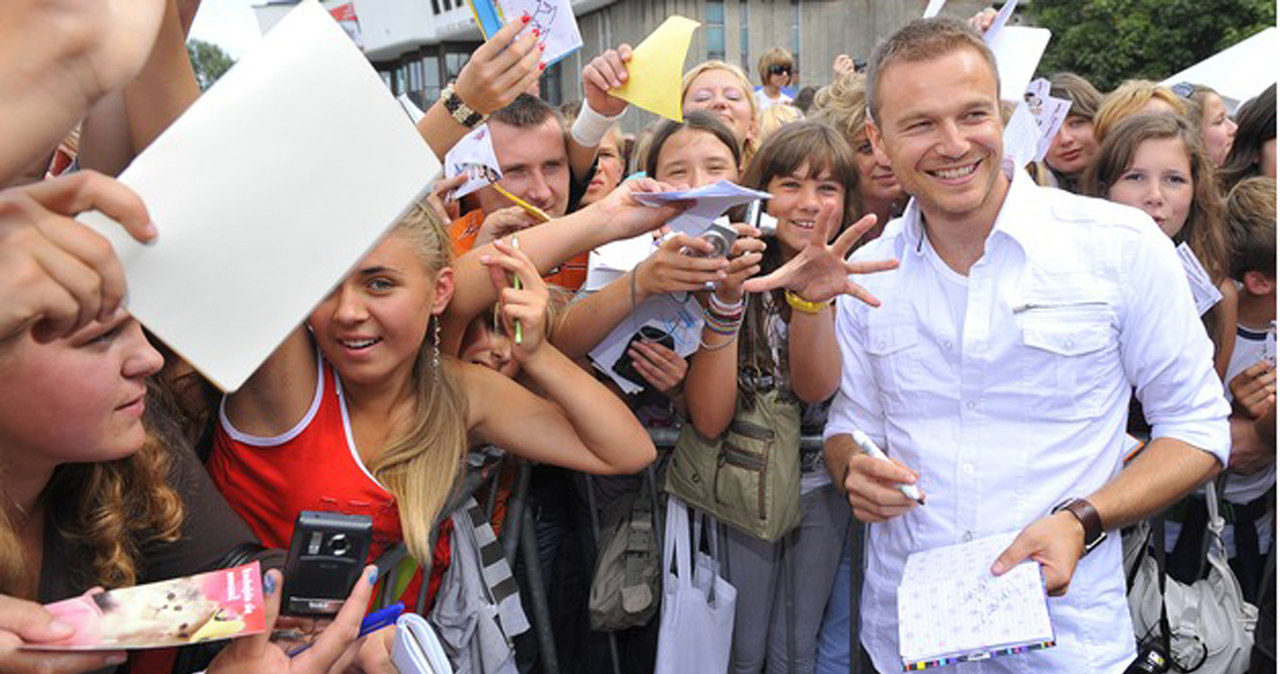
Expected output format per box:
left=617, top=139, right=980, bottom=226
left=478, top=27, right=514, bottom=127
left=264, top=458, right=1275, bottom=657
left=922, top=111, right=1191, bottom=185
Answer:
left=665, top=495, right=693, bottom=589
left=1152, top=513, right=1173, bottom=662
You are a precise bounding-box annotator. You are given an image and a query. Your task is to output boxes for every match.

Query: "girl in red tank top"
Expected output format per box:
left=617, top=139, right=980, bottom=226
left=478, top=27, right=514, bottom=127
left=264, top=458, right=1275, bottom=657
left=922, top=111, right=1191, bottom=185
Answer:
left=208, top=201, right=666, bottom=659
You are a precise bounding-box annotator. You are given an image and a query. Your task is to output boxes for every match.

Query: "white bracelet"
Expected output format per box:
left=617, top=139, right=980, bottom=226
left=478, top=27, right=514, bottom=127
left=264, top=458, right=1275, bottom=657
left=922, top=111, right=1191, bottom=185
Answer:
left=571, top=102, right=624, bottom=147
left=708, top=293, right=745, bottom=314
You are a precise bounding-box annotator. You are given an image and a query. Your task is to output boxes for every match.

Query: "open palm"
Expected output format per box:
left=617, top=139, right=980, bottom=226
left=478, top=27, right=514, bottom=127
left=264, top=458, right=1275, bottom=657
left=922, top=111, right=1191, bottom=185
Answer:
left=742, top=205, right=898, bottom=307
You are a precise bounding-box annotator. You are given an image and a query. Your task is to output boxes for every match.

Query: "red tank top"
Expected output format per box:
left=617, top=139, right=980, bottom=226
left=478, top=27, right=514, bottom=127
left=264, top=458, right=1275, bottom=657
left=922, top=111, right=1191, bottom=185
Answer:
left=207, top=357, right=447, bottom=610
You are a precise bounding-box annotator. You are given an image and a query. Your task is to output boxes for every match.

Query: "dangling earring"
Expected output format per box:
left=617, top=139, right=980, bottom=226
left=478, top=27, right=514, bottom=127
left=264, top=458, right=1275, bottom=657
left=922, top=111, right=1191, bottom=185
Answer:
left=431, top=316, right=441, bottom=373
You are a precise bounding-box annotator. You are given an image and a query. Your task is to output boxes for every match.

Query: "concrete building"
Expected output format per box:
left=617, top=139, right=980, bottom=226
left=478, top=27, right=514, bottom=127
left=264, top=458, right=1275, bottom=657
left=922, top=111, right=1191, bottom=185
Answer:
left=255, top=0, right=990, bottom=132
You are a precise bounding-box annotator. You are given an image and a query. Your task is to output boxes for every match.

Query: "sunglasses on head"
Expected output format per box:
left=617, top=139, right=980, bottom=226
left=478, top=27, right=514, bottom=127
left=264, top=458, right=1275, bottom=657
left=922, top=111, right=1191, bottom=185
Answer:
left=1170, top=82, right=1196, bottom=99
left=767, top=65, right=792, bottom=76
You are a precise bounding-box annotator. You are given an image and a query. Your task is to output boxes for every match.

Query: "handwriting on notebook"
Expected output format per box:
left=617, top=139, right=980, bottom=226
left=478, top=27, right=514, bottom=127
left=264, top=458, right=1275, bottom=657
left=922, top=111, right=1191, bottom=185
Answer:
left=898, top=531, right=1056, bottom=669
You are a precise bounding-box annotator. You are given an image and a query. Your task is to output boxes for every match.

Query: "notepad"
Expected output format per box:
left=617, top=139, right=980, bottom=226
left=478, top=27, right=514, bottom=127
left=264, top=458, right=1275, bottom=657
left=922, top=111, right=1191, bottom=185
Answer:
left=468, top=0, right=582, bottom=67
left=77, top=1, right=440, bottom=392
left=897, top=531, right=1055, bottom=670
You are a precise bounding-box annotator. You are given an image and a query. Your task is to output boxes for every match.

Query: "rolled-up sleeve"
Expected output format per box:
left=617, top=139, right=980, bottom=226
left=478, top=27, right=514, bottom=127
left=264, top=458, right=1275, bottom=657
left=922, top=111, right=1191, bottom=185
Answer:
left=824, top=291, right=887, bottom=446
left=1119, top=224, right=1230, bottom=464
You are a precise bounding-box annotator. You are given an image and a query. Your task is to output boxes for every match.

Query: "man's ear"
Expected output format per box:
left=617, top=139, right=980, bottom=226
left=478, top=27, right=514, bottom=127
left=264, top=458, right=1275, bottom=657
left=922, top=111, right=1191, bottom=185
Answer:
left=432, top=267, right=456, bottom=316
left=1243, top=270, right=1276, bottom=296
left=866, top=119, right=891, bottom=167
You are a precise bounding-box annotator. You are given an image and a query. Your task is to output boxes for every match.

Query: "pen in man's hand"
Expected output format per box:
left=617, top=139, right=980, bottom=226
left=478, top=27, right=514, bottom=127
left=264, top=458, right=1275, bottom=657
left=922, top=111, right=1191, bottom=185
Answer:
left=852, top=429, right=925, bottom=505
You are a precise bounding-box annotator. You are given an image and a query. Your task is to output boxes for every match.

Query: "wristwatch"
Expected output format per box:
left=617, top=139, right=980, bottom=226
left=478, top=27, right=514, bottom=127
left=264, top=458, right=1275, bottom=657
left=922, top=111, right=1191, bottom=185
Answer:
left=1052, top=498, right=1107, bottom=555
left=440, top=84, right=486, bottom=128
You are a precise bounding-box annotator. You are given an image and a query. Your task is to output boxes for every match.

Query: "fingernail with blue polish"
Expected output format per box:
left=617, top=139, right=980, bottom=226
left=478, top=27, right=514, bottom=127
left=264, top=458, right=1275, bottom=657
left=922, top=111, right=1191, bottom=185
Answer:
left=367, top=567, right=379, bottom=585
left=263, top=571, right=278, bottom=596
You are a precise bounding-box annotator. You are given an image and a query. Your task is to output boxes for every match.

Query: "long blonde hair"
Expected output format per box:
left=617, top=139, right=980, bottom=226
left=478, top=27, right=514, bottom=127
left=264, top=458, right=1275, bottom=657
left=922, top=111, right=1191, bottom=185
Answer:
left=1, top=384, right=185, bottom=596
left=366, top=204, right=469, bottom=564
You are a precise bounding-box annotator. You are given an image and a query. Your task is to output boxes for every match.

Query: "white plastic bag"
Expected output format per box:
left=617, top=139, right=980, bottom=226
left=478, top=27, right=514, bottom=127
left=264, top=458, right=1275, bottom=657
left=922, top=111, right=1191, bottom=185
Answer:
left=654, top=496, right=736, bottom=674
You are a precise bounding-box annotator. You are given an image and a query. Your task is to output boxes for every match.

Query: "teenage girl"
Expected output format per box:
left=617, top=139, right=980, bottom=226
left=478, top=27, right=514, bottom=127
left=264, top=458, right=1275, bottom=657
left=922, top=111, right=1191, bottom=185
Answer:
left=1084, top=112, right=1237, bottom=379
left=684, top=121, right=895, bottom=673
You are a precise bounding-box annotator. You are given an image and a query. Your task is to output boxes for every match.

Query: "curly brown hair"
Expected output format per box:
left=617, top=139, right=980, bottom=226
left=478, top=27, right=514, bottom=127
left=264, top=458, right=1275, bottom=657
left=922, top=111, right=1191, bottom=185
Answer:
left=1, top=389, right=185, bottom=595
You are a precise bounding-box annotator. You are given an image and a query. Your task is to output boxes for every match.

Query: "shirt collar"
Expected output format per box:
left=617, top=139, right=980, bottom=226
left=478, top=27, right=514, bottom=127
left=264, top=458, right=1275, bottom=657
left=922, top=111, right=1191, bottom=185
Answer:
left=899, top=165, right=1038, bottom=258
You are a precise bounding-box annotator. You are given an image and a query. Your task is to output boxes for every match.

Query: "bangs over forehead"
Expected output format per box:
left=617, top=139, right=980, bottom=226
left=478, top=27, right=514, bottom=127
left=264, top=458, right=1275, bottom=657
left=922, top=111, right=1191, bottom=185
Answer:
left=747, top=120, right=855, bottom=184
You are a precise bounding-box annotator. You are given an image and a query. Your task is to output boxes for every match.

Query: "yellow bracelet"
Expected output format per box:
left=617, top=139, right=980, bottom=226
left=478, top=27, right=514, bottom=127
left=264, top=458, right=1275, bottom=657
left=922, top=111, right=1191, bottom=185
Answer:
left=785, top=290, right=832, bottom=314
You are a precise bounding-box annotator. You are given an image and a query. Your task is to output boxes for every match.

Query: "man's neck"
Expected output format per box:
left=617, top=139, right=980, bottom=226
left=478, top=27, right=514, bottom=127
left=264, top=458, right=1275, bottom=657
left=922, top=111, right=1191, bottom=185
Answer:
left=919, top=176, right=1009, bottom=276
left=1237, top=292, right=1276, bottom=330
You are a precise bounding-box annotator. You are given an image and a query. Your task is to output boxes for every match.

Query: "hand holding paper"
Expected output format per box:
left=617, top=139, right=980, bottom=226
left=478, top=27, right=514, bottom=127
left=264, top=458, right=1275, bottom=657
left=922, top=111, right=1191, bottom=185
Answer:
left=469, top=0, right=583, bottom=67
left=453, top=17, right=543, bottom=116
left=612, top=16, right=701, bottom=121
left=582, top=45, right=635, bottom=118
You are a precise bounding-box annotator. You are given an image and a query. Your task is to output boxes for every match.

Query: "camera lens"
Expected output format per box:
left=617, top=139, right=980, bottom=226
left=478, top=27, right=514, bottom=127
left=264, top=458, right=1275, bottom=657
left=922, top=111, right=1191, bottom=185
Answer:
left=329, top=533, right=350, bottom=556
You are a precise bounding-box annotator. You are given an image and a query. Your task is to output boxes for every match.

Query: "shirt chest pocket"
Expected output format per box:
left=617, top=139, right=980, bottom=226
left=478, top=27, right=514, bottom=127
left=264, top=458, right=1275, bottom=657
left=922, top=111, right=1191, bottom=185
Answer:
left=865, top=319, right=920, bottom=411
left=1017, top=305, right=1117, bottom=420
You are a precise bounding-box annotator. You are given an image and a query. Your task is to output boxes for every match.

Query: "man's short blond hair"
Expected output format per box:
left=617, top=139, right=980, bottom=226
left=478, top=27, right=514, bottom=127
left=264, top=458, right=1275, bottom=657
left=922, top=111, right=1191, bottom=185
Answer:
left=864, top=17, right=998, bottom=123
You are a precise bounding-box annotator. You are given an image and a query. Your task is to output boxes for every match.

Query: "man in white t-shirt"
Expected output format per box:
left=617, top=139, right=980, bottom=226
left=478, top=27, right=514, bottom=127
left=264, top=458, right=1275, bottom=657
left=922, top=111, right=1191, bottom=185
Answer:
left=822, top=18, right=1230, bottom=673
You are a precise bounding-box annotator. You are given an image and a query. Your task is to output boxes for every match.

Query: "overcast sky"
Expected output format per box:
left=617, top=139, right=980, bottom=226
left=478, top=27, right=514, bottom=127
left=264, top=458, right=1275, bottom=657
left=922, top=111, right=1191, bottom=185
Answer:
left=188, top=0, right=264, bottom=60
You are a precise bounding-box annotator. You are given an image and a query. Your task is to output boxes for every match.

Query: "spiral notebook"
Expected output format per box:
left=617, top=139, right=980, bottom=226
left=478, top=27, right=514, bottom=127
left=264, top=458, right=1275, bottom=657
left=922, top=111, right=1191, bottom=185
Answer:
left=897, top=531, right=1056, bottom=670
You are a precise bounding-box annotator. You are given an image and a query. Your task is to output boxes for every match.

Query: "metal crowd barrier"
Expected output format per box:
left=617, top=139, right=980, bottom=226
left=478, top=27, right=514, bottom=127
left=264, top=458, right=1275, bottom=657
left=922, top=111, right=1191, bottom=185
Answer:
left=386, top=428, right=867, bottom=674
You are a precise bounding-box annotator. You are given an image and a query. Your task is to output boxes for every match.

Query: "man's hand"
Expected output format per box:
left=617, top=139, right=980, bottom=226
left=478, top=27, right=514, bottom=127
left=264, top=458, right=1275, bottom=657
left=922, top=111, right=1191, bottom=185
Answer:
left=1229, top=361, right=1276, bottom=419
left=0, top=171, right=155, bottom=343
left=1229, top=413, right=1276, bottom=475
left=842, top=452, right=924, bottom=523
left=991, top=512, right=1086, bottom=596
left=0, top=595, right=127, bottom=674
left=582, top=46, right=633, bottom=118
left=741, top=208, right=898, bottom=306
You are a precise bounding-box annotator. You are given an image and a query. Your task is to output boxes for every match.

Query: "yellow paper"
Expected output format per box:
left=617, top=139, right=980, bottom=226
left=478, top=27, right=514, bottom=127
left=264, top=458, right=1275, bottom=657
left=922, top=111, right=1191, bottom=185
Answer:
left=613, top=16, right=700, bottom=122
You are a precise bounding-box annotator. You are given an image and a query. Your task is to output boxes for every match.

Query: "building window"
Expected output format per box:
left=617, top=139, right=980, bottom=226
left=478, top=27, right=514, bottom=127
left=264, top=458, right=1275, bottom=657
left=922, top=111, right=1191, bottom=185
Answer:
left=706, top=0, right=725, bottom=61
left=423, top=53, right=441, bottom=105
left=430, top=0, right=440, bottom=14
left=540, top=61, right=563, bottom=106
left=739, top=0, right=749, bottom=72
left=445, top=50, right=471, bottom=84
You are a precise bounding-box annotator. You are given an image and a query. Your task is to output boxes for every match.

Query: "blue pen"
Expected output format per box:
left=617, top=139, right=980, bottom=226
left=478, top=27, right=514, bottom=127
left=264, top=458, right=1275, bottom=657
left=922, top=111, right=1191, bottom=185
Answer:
left=287, top=603, right=404, bottom=657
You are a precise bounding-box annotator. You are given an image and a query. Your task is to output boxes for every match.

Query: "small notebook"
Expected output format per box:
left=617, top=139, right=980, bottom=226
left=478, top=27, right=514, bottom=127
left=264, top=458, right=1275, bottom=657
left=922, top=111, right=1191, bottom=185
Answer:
left=897, top=531, right=1055, bottom=670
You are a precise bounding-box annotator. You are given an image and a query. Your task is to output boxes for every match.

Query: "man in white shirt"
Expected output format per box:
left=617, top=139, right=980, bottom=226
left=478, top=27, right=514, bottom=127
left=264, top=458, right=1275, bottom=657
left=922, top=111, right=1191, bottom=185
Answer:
left=821, top=18, right=1230, bottom=673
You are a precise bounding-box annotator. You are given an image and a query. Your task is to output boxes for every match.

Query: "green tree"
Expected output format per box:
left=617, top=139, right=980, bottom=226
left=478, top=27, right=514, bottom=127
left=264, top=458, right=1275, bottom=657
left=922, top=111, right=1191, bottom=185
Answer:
left=186, top=39, right=235, bottom=91
left=1029, top=0, right=1275, bottom=92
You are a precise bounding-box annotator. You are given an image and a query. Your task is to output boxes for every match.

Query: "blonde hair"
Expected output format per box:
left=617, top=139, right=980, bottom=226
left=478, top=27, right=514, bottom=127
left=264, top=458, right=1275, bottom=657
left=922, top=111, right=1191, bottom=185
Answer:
left=682, top=60, right=760, bottom=166
left=1093, top=80, right=1188, bottom=143
left=2, top=385, right=185, bottom=596
left=757, top=103, right=804, bottom=144
left=812, top=73, right=870, bottom=147
left=367, top=204, right=470, bottom=564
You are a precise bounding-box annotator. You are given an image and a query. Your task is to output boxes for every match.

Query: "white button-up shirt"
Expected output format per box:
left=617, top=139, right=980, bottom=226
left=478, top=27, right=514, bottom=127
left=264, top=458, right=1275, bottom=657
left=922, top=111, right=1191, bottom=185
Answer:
left=825, top=171, right=1230, bottom=674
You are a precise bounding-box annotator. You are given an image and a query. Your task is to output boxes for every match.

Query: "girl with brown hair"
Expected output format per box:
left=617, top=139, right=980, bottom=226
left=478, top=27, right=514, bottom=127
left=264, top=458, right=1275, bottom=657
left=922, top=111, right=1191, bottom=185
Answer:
left=1083, top=112, right=1237, bottom=378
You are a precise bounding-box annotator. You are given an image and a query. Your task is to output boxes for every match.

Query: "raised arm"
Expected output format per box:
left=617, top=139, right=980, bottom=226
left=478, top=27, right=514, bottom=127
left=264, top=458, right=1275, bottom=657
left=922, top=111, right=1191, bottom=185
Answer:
left=443, top=179, right=686, bottom=354
left=550, top=232, right=736, bottom=360
left=566, top=44, right=633, bottom=180
left=465, top=240, right=654, bottom=473
left=416, top=19, right=541, bottom=161
left=684, top=233, right=766, bottom=438
left=0, top=0, right=166, bottom=183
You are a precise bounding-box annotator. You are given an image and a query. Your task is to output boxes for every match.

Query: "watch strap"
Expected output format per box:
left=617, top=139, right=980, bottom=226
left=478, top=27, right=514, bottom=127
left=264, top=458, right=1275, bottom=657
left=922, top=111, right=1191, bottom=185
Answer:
left=1055, top=498, right=1106, bottom=554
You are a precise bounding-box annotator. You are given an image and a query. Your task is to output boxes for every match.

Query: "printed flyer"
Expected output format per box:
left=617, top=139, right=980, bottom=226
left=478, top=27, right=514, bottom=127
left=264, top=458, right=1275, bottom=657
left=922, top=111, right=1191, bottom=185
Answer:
left=25, top=562, right=266, bottom=651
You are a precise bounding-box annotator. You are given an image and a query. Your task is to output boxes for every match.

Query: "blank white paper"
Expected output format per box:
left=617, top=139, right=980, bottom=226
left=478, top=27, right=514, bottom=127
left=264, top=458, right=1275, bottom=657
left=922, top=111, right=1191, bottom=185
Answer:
left=78, top=1, right=441, bottom=391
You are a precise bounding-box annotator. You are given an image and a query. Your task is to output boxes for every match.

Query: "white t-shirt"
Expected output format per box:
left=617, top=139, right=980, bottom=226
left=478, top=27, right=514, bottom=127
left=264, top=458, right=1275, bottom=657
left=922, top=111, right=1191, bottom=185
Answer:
left=754, top=88, right=792, bottom=112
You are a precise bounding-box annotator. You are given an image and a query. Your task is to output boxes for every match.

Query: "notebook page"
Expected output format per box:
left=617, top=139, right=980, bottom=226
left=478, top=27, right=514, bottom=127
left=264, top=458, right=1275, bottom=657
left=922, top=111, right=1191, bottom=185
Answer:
left=898, top=531, right=1055, bottom=667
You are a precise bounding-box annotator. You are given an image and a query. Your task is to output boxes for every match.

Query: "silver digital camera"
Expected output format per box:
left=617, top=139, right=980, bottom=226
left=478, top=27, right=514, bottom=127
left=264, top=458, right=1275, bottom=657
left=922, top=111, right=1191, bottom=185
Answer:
left=695, top=222, right=738, bottom=258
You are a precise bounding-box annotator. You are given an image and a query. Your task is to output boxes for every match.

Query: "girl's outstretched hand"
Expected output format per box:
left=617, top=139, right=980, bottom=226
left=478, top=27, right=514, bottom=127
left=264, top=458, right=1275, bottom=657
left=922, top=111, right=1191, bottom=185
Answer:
left=741, top=206, right=897, bottom=307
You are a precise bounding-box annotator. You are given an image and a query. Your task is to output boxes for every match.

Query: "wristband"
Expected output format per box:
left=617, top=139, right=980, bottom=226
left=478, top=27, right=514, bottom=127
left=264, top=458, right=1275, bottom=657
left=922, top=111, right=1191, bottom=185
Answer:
left=708, top=293, right=745, bottom=314
left=441, top=84, right=487, bottom=129
left=785, top=290, right=832, bottom=314
left=571, top=102, right=624, bottom=147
